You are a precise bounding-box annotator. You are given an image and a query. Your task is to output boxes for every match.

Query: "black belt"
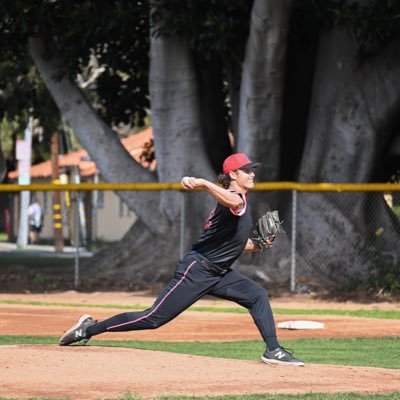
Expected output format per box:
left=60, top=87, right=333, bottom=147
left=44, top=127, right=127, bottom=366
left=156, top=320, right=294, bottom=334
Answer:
left=192, top=252, right=230, bottom=275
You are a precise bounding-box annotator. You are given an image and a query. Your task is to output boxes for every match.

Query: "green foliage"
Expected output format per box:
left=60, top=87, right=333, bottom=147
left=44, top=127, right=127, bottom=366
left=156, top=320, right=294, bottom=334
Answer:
left=32, top=273, right=58, bottom=291
left=392, top=205, right=400, bottom=219
left=327, top=0, right=400, bottom=48
left=0, top=117, right=18, bottom=159
left=150, top=0, right=252, bottom=62
left=290, top=0, right=400, bottom=56
left=0, top=0, right=150, bottom=127
left=368, top=251, right=400, bottom=295
left=0, top=60, right=60, bottom=165
left=1, top=0, right=399, bottom=185
left=2, top=0, right=398, bottom=137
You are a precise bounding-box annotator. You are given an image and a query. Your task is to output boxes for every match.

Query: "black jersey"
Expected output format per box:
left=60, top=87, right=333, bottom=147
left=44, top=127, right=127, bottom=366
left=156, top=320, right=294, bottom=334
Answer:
left=191, top=192, right=253, bottom=268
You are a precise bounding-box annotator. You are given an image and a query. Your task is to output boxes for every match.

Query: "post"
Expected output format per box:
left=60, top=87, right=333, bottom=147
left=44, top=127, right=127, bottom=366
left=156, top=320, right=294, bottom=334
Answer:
left=17, top=191, right=30, bottom=248
left=74, top=191, right=80, bottom=289
left=290, top=189, right=297, bottom=292
left=72, top=166, right=81, bottom=289
left=91, top=173, right=99, bottom=243
left=179, top=191, right=186, bottom=259
left=51, top=132, right=64, bottom=252
left=16, top=117, right=33, bottom=249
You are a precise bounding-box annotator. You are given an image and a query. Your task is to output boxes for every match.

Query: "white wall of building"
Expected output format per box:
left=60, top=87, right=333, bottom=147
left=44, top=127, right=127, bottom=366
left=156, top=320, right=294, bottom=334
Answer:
left=13, top=190, right=137, bottom=244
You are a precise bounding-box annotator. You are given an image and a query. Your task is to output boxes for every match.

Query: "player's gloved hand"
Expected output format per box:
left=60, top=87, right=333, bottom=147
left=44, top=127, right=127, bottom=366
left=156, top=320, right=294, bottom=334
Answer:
left=252, top=211, right=285, bottom=252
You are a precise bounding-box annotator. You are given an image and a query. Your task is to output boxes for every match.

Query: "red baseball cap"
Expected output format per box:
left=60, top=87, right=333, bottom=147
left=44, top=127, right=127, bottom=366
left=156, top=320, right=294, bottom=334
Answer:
left=222, top=153, right=261, bottom=174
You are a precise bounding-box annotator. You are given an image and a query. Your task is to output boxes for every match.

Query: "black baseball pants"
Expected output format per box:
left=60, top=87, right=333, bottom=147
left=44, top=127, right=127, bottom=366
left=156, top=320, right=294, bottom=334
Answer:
left=87, top=251, right=280, bottom=351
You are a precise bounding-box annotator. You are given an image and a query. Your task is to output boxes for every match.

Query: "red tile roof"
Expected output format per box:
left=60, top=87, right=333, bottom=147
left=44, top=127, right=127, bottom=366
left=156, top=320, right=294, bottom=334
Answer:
left=8, top=128, right=156, bottom=180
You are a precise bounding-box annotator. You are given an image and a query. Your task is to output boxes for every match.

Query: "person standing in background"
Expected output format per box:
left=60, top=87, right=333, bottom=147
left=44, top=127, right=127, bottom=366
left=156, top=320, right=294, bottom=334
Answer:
left=27, top=201, right=42, bottom=244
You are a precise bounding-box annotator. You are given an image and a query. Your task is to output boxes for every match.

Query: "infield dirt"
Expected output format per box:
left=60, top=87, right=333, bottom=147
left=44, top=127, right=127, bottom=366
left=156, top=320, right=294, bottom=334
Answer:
left=0, top=290, right=399, bottom=399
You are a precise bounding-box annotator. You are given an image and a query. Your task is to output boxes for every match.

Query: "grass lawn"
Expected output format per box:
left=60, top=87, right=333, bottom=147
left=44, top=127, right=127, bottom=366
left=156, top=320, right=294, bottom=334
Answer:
left=1, top=336, right=399, bottom=369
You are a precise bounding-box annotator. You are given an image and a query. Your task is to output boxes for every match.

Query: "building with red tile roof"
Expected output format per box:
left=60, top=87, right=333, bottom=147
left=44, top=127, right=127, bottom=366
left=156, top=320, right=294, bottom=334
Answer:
left=6, top=128, right=156, bottom=243
left=8, top=128, right=155, bottom=180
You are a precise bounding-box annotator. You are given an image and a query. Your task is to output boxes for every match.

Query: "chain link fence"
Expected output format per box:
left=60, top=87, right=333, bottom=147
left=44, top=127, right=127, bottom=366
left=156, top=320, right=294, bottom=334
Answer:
left=295, top=190, right=400, bottom=292
left=249, top=187, right=400, bottom=292
left=1, top=183, right=400, bottom=292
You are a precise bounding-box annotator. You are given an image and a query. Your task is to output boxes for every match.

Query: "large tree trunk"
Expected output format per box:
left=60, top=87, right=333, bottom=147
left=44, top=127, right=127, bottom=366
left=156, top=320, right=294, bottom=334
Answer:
left=28, top=37, right=162, bottom=229
left=149, top=35, right=215, bottom=219
left=80, top=218, right=181, bottom=290
left=84, top=35, right=219, bottom=287
left=224, top=24, right=249, bottom=142
left=234, top=0, right=293, bottom=285
left=149, top=32, right=217, bottom=251
left=27, top=34, right=229, bottom=288
left=29, top=36, right=180, bottom=285
left=297, top=28, right=400, bottom=286
left=33, top=32, right=218, bottom=286
left=237, top=0, right=292, bottom=182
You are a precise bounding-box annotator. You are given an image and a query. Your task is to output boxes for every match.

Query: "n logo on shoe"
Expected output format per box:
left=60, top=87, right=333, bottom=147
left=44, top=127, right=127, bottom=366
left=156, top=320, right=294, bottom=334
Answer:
left=275, top=351, right=285, bottom=359
left=75, top=329, right=82, bottom=338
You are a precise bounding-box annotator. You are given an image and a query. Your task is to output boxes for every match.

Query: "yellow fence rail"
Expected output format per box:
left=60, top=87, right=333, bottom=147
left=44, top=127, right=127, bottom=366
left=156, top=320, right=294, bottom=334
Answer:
left=1, top=182, right=400, bottom=192
left=1, top=181, right=399, bottom=291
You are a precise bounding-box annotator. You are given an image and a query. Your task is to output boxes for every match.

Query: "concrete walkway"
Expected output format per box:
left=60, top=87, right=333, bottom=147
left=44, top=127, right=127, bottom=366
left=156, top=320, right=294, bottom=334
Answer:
left=0, top=241, right=93, bottom=258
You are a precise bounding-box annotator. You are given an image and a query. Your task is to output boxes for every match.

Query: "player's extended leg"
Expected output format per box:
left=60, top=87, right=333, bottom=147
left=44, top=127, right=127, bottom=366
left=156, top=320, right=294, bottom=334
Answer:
left=208, top=269, right=279, bottom=349
left=208, top=270, right=304, bottom=366
left=59, top=253, right=220, bottom=345
left=96, top=258, right=208, bottom=332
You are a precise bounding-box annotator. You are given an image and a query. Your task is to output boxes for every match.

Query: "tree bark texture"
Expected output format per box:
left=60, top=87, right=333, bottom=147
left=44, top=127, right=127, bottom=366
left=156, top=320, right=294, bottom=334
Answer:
left=233, top=0, right=293, bottom=284
left=297, top=29, right=400, bottom=285
left=149, top=35, right=215, bottom=221
left=89, top=35, right=219, bottom=284
left=237, top=0, right=292, bottom=182
left=29, top=36, right=183, bottom=284
left=28, top=37, right=163, bottom=231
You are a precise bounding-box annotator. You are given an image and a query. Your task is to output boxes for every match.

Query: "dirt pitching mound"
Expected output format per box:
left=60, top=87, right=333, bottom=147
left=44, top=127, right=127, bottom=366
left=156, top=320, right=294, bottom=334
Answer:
left=1, top=292, right=400, bottom=398
left=1, top=344, right=400, bottom=399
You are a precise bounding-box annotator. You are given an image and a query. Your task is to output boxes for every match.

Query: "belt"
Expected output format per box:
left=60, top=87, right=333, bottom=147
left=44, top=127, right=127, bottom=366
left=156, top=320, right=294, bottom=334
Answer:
left=192, top=252, right=230, bottom=275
